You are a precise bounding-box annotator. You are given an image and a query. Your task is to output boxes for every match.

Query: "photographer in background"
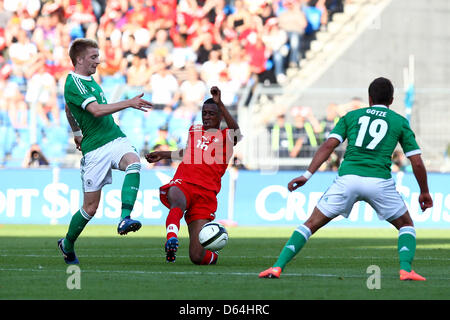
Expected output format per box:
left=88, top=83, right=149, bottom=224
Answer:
left=23, top=143, right=50, bottom=168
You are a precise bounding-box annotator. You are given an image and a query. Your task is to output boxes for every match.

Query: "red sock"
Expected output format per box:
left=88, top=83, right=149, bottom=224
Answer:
left=200, top=250, right=218, bottom=265
left=166, top=207, right=184, bottom=240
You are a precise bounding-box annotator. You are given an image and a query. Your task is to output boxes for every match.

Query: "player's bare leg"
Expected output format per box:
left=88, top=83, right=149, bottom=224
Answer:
left=259, top=207, right=332, bottom=278
left=82, top=190, right=102, bottom=217
left=188, top=219, right=218, bottom=265
left=389, top=211, right=425, bottom=281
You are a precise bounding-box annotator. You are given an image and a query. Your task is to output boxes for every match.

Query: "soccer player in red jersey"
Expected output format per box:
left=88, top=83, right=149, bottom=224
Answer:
left=145, top=86, right=242, bottom=264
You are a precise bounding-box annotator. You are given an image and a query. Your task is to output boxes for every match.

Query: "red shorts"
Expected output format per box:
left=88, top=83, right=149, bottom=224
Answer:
left=160, top=179, right=217, bottom=224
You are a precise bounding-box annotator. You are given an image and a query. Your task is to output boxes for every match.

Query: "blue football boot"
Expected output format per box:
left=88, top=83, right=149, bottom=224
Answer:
left=117, top=217, right=142, bottom=235
left=165, top=237, right=179, bottom=263
left=57, top=238, right=79, bottom=264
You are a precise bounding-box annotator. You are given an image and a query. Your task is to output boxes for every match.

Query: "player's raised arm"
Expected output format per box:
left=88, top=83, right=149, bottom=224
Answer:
left=86, top=93, right=152, bottom=118
left=288, top=137, right=341, bottom=191
left=210, top=86, right=242, bottom=144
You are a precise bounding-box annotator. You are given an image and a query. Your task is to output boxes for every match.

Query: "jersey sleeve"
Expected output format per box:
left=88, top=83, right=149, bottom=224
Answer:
left=65, top=77, right=97, bottom=110
left=328, top=116, right=347, bottom=143
left=399, top=118, right=421, bottom=157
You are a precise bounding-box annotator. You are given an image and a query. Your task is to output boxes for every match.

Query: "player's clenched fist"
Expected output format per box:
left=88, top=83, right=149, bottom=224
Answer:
left=145, top=152, right=161, bottom=163
left=210, top=86, right=221, bottom=103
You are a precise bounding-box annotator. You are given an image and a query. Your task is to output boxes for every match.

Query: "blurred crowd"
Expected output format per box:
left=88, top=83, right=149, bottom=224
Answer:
left=0, top=0, right=345, bottom=168
left=266, top=97, right=363, bottom=171
left=266, top=96, right=421, bottom=173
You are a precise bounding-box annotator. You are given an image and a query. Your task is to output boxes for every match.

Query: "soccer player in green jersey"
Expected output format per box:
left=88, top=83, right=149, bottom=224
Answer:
left=259, top=77, right=433, bottom=281
left=58, top=38, right=152, bottom=264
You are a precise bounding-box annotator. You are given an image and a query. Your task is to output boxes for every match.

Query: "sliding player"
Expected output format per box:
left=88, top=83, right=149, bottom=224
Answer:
left=145, top=86, right=242, bottom=265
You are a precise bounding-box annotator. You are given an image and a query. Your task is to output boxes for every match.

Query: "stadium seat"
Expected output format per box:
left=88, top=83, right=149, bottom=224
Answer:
left=41, top=140, right=66, bottom=159
left=168, top=115, right=192, bottom=147
left=10, top=142, right=28, bottom=162
left=120, top=109, right=144, bottom=131
left=101, top=75, right=127, bottom=102
left=0, top=110, right=11, bottom=127
left=193, top=111, right=202, bottom=124
left=17, top=128, right=31, bottom=145
left=0, top=127, right=6, bottom=154
left=118, top=110, right=145, bottom=151
left=122, top=126, right=145, bottom=152
left=0, top=125, right=16, bottom=154
left=143, top=110, right=169, bottom=134
left=304, top=6, right=322, bottom=34
left=44, top=126, right=69, bottom=146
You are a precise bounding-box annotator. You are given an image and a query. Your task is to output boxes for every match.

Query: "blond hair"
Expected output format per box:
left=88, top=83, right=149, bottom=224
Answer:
left=68, top=38, right=99, bottom=66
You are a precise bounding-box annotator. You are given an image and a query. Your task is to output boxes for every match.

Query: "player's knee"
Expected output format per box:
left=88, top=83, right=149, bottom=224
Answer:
left=168, top=187, right=187, bottom=210
left=189, top=250, right=204, bottom=265
left=83, top=205, right=98, bottom=217
left=389, top=210, right=414, bottom=230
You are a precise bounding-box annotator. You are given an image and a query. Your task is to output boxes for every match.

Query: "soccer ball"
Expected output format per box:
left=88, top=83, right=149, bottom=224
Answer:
left=198, top=222, right=228, bottom=251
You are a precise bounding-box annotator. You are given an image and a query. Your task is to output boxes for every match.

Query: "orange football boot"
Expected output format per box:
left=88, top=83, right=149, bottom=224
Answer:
left=399, top=270, right=426, bottom=281
left=259, top=267, right=282, bottom=279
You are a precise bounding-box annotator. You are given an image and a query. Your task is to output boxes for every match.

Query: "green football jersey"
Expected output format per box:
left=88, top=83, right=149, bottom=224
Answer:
left=64, top=71, right=125, bottom=155
left=329, top=105, right=421, bottom=179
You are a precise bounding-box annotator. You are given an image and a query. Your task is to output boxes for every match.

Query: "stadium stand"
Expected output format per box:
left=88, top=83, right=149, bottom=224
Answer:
left=13, top=1, right=439, bottom=171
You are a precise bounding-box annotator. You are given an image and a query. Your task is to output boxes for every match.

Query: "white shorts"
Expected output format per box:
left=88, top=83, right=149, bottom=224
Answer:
left=317, top=174, right=407, bottom=222
left=80, top=137, right=138, bottom=192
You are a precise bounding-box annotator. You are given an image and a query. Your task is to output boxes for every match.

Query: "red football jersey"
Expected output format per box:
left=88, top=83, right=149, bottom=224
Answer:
left=173, top=124, right=237, bottom=193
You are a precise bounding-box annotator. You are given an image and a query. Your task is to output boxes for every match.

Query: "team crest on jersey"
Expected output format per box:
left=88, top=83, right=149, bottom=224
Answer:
left=170, top=179, right=182, bottom=185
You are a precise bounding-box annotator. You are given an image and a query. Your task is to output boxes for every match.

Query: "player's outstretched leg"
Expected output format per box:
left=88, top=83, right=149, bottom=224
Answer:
left=165, top=237, right=179, bottom=263
left=259, top=224, right=311, bottom=279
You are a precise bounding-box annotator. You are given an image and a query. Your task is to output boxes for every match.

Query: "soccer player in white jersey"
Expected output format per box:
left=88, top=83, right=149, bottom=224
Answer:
left=58, top=38, right=152, bottom=264
left=259, top=77, right=433, bottom=281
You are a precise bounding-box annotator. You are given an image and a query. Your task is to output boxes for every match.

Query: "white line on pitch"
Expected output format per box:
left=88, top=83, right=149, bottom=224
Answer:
left=0, top=267, right=379, bottom=279
left=2, top=267, right=450, bottom=281
left=1, top=253, right=449, bottom=261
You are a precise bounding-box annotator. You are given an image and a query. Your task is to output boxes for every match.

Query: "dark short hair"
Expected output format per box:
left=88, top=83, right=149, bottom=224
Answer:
left=368, top=77, right=394, bottom=105
left=203, top=98, right=216, bottom=105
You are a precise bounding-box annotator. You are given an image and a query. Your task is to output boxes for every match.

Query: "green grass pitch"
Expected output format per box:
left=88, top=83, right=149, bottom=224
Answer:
left=0, top=224, right=449, bottom=300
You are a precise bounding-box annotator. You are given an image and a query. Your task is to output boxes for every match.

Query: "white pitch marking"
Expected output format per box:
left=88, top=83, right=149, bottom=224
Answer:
left=2, top=267, right=450, bottom=281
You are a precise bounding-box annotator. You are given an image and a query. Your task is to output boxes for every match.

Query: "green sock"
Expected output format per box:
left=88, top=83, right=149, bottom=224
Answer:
left=63, top=208, right=92, bottom=253
left=121, top=163, right=141, bottom=219
left=398, top=226, right=416, bottom=272
left=273, top=225, right=311, bottom=271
